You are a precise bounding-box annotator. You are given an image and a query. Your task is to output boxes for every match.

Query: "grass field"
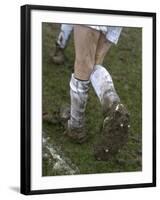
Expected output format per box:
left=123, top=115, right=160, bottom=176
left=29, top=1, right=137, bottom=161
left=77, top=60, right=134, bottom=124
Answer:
left=42, top=23, right=142, bottom=176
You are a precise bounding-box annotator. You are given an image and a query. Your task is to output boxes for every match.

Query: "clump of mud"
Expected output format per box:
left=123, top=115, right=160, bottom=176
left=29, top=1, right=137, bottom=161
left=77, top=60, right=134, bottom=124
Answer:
left=94, top=103, right=130, bottom=161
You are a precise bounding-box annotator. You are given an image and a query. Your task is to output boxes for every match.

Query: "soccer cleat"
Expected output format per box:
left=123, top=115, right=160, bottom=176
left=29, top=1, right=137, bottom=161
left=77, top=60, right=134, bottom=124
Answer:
left=60, top=105, right=87, bottom=144
left=94, top=103, right=130, bottom=161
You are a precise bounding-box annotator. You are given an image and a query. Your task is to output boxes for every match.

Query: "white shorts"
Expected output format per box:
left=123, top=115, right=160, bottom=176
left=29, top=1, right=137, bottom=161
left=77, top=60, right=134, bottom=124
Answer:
left=88, top=25, right=122, bottom=45
left=59, top=24, right=122, bottom=47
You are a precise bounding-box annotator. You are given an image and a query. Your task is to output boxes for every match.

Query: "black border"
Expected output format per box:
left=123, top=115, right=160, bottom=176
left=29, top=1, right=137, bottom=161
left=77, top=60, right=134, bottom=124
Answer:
left=20, top=4, right=156, bottom=195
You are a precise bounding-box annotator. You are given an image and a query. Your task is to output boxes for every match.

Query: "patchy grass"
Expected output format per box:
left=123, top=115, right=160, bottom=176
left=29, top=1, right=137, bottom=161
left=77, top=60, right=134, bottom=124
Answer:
left=42, top=23, right=142, bottom=176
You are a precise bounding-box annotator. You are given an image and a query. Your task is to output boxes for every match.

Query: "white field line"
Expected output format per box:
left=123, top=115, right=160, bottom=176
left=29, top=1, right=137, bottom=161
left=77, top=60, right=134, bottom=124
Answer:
left=43, top=134, right=80, bottom=175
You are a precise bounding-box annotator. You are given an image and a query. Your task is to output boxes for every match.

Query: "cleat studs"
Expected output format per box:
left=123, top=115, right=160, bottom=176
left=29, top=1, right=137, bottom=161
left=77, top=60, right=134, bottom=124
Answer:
left=115, top=104, right=120, bottom=111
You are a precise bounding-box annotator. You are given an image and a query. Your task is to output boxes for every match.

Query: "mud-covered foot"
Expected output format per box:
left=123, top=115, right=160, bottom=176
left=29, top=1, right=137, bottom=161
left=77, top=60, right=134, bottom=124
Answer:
left=94, top=103, right=130, bottom=161
left=60, top=105, right=87, bottom=143
left=52, top=43, right=65, bottom=65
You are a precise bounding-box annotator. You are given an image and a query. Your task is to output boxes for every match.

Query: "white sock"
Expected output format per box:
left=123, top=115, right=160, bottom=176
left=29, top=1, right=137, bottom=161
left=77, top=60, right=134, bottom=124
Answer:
left=68, top=74, right=90, bottom=129
left=90, top=64, right=120, bottom=110
left=57, top=24, right=73, bottom=48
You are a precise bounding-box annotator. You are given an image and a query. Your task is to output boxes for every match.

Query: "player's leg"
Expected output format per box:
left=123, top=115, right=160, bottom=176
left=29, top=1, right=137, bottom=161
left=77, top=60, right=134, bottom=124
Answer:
left=53, top=24, right=73, bottom=64
left=74, top=25, right=100, bottom=80
left=91, top=64, right=120, bottom=115
left=95, top=33, right=112, bottom=65
left=95, top=26, right=122, bottom=65
left=90, top=27, right=130, bottom=160
left=92, top=31, right=120, bottom=114
left=66, top=25, right=100, bottom=143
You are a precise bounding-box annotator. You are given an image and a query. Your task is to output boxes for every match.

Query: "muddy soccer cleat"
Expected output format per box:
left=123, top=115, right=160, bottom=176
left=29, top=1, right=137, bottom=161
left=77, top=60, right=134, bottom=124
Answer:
left=52, top=43, right=65, bottom=65
left=63, top=75, right=90, bottom=144
left=60, top=105, right=87, bottom=144
left=94, top=103, right=130, bottom=161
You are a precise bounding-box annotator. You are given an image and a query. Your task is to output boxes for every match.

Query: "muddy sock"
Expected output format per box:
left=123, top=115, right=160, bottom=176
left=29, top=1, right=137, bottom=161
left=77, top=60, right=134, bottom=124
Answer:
left=57, top=24, right=73, bottom=49
left=68, top=74, right=90, bottom=129
left=90, top=64, right=120, bottom=113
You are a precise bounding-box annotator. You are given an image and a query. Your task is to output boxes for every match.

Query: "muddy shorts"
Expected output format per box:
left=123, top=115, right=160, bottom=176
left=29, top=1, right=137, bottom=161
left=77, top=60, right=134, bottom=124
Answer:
left=60, top=24, right=122, bottom=46
left=88, top=25, right=122, bottom=44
